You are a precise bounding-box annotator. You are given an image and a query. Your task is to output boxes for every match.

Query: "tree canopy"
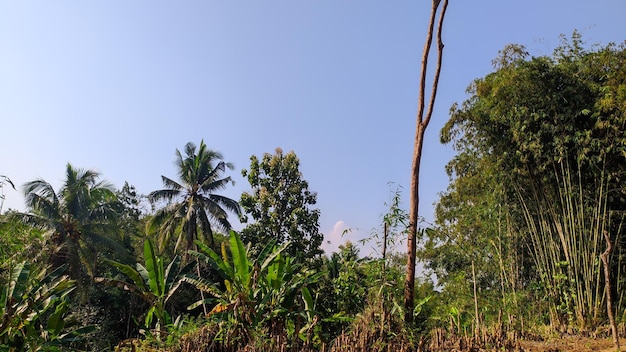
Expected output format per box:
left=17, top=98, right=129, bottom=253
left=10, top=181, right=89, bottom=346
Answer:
left=240, top=148, right=323, bottom=261
left=148, top=140, right=241, bottom=252
left=15, top=163, right=125, bottom=281
left=429, top=34, right=626, bottom=328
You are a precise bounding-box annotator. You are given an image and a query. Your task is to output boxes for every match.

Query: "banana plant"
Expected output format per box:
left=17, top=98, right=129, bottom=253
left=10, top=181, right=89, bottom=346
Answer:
left=258, top=251, right=323, bottom=324
left=259, top=251, right=323, bottom=345
left=184, top=231, right=323, bottom=332
left=96, top=239, right=193, bottom=332
left=0, top=262, right=91, bottom=350
left=183, top=231, right=285, bottom=324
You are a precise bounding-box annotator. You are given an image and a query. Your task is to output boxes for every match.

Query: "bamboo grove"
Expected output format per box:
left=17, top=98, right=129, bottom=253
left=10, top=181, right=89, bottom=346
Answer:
left=426, top=33, right=626, bottom=333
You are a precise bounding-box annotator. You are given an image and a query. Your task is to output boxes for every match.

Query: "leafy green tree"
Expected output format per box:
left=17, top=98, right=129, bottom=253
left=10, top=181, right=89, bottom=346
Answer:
left=328, top=242, right=368, bottom=319
left=15, top=164, right=125, bottom=281
left=117, top=182, right=146, bottom=236
left=421, top=146, right=527, bottom=329
left=240, top=148, right=323, bottom=261
left=436, top=34, right=626, bottom=329
left=148, top=140, right=241, bottom=252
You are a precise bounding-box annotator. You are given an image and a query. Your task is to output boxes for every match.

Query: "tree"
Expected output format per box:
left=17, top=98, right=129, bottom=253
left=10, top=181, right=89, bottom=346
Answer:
left=240, top=148, right=323, bottom=261
left=421, top=140, right=528, bottom=330
left=112, top=182, right=145, bottom=255
left=15, top=163, right=125, bottom=281
left=148, top=140, right=241, bottom=253
left=328, top=242, right=368, bottom=319
left=438, top=35, right=626, bottom=328
left=405, top=0, right=449, bottom=324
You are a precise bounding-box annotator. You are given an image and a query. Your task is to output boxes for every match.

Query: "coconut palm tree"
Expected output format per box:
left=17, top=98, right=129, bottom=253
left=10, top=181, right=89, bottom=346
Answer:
left=16, top=163, right=125, bottom=281
left=148, top=140, right=241, bottom=253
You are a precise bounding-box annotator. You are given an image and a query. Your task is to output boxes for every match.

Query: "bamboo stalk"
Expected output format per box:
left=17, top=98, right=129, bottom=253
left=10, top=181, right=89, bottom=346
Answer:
left=600, top=230, right=619, bottom=350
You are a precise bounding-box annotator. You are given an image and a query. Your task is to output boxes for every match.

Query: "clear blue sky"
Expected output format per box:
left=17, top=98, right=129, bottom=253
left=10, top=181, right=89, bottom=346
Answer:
left=1, top=1, right=624, bottom=255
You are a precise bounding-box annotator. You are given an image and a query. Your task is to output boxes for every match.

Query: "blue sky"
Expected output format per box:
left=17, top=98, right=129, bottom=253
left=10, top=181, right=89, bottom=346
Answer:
left=1, top=1, right=624, bottom=256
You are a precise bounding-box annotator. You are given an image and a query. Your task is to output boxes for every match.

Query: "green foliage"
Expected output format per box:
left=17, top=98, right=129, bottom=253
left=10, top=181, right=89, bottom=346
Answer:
left=97, top=239, right=193, bottom=333
left=0, top=214, right=44, bottom=268
left=183, top=231, right=323, bottom=347
left=434, top=33, right=626, bottom=331
left=328, top=242, right=368, bottom=318
left=0, top=262, right=93, bottom=350
left=13, top=163, right=127, bottom=281
left=115, top=182, right=147, bottom=253
left=360, top=183, right=409, bottom=259
left=148, top=140, right=241, bottom=253
left=240, top=148, right=323, bottom=261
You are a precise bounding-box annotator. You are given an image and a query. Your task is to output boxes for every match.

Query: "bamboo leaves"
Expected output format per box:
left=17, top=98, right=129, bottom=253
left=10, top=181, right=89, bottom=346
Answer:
left=436, top=35, right=626, bottom=329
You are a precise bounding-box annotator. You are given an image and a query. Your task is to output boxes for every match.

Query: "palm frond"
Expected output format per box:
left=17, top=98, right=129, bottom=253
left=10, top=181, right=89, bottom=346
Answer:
left=28, top=193, right=62, bottom=220
left=23, top=180, right=59, bottom=210
left=147, top=202, right=184, bottom=244
left=150, top=141, right=239, bottom=253
left=0, top=175, right=15, bottom=190
left=196, top=210, right=215, bottom=247
left=91, top=179, right=115, bottom=193
left=201, top=176, right=232, bottom=193
left=87, top=202, right=122, bottom=225
left=10, top=211, right=57, bottom=232
left=207, top=194, right=242, bottom=216
left=149, top=185, right=181, bottom=203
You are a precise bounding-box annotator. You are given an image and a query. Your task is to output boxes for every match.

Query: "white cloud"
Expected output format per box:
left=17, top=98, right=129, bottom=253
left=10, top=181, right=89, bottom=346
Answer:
left=322, top=220, right=352, bottom=255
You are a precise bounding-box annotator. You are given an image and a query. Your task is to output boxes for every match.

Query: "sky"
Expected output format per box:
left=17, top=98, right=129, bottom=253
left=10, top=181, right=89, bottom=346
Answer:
left=1, top=1, right=625, bottom=257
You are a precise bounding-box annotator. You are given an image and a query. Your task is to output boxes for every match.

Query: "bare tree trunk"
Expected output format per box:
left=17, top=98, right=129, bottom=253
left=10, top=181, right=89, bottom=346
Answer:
left=404, top=0, right=449, bottom=324
left=601, top=230, right=619, bottom=350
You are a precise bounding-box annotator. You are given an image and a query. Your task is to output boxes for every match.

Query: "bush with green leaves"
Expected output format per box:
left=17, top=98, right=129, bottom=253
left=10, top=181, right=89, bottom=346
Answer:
left=0, top=262, right=93, bottom=350
left=183, top=230, right=322, bottom=348
left=96, top=239, right=193, bottom=335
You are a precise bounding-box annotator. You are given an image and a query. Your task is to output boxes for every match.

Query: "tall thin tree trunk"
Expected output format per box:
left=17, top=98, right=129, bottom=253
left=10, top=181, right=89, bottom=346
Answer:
left=601, top=230, right=619, bottom=350
left=472, top=260, right=480, bottom=335
left=404, top=0, right=449, bottom=324
left=382, top=222, right=388, bottom=273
